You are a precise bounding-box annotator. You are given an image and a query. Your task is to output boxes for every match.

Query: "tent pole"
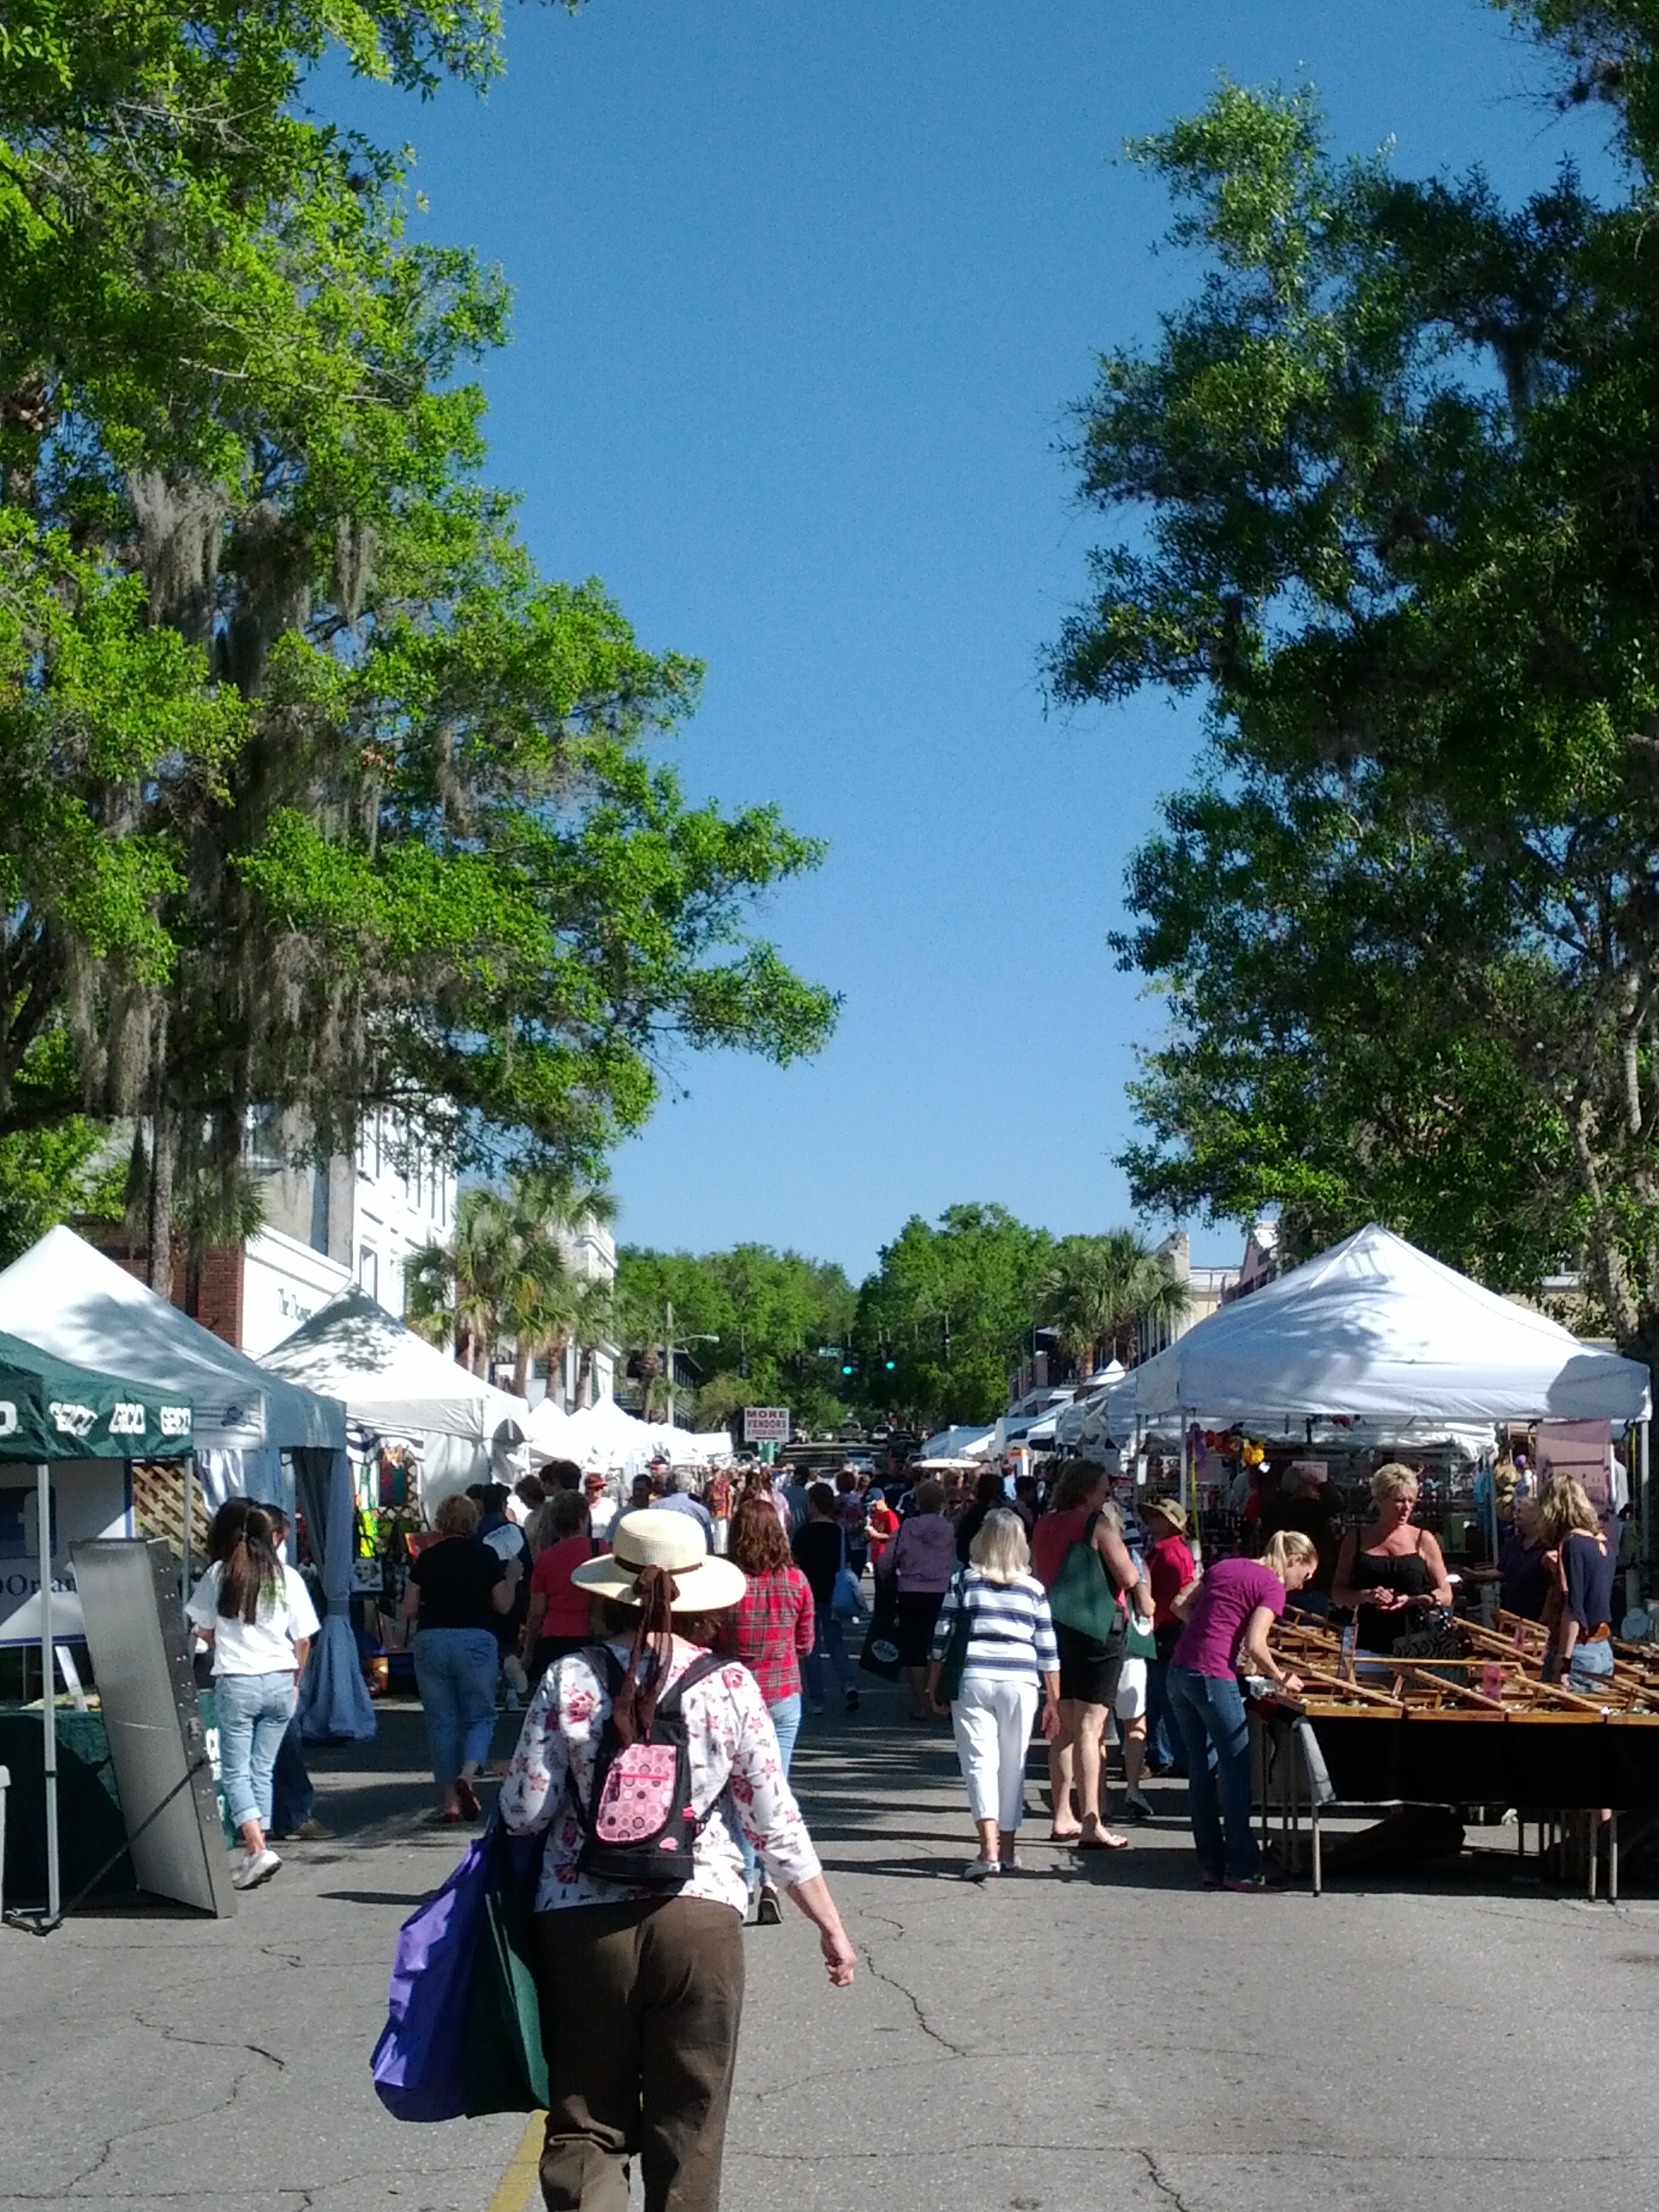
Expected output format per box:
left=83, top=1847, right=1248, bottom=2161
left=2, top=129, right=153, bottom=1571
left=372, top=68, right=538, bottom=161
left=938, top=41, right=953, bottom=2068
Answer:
left=38, top=1460, right=59, bottom=1927
left=179, top=1451, right=193, bottom=1604
left=1643, top=1420, right=1651, bottom=1574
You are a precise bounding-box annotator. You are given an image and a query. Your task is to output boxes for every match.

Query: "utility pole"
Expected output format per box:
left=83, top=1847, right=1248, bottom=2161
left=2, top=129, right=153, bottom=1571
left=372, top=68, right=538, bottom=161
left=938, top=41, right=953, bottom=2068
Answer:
left=663, top=1299, right=675, bottom=1428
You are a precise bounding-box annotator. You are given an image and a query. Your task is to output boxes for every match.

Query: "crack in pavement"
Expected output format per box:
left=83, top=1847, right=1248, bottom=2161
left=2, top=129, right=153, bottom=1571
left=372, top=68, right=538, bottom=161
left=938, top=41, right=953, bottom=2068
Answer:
left=1138, top=2148, right=1196, bottom=2212
left=133, top=2015, right=288, bottom=2069
left=856, top=1942, right=968, bottom=2056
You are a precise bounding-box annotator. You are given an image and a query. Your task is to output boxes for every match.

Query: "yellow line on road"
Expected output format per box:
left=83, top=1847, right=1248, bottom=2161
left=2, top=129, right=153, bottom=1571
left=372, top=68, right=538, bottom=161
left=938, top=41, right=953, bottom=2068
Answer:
left=485, top=2110, right=544, bottom=2212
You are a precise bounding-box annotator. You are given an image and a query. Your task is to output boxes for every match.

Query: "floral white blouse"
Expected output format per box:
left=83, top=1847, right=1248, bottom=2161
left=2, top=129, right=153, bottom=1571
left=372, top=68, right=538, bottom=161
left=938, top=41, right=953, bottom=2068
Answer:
left=498, top=1639, right=823, bottom=1917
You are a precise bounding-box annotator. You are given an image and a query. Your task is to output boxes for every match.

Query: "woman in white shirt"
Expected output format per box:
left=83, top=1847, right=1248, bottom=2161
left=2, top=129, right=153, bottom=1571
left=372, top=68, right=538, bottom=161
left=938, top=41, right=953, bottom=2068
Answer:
left=186, top=1500, right=318, bottom=1891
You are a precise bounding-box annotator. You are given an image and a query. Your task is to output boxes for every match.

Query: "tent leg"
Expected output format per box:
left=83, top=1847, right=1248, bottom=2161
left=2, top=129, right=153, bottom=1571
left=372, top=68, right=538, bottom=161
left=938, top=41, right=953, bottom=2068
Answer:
left=1610, top=1813, right=1620, bottom=1904
left=38, top=1461, right=59, bottom=1928
left=179, top=1452, right=195, bottom=1606
left=1312, top=1800, right=1322, bottom=1898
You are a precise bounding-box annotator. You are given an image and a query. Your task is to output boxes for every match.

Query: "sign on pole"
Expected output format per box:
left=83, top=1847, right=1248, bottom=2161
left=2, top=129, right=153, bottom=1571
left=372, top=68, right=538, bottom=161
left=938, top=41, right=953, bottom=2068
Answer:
left=742, top=1406, right=791, bottom=1445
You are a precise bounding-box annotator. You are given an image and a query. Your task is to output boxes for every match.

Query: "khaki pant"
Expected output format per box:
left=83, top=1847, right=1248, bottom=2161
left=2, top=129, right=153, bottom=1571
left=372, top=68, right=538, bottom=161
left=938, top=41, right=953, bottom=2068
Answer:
left=534, top=1897, right=746, bottom=2212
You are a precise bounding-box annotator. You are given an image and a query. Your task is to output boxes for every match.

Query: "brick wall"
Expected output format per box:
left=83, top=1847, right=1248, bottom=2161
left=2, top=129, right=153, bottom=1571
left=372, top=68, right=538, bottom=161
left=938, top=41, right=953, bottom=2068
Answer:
left=83, top=1230, right=246, bottom=1349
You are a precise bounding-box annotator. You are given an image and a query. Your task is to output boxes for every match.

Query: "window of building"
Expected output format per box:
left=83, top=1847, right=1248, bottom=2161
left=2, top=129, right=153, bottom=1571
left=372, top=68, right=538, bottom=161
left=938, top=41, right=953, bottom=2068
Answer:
left=358, top=1246, right=379, bottom=1301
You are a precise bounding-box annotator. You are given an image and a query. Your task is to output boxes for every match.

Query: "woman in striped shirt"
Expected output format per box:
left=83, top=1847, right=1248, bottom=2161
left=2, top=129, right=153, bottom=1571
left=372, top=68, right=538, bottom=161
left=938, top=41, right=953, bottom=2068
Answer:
left=927, top=1511, right=1061, bottom=1882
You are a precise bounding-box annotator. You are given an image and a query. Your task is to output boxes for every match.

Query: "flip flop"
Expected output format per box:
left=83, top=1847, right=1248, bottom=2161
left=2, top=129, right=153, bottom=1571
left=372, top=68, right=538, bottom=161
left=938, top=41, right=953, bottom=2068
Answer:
left=1047, top=1828, right=1084, bottom=1843
left=1074, top=1831, right=1130, bottom=1851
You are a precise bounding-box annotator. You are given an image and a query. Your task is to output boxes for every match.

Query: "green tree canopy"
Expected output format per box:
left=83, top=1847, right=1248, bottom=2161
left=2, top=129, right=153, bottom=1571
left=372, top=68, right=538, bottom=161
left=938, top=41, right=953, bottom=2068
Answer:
left=854, top=1203, right=1055, bottom=1429
left=1050, top=12, right=1659, bottom=1363
left=0, top=0, right=835, bottom=1278
left=614, top=1243, right=857, bottom=1432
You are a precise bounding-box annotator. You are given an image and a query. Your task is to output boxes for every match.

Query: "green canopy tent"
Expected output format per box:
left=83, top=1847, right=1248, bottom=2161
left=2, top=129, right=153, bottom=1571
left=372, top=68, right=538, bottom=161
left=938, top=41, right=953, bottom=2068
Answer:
left=0, top=1330, right=193, bottom=1924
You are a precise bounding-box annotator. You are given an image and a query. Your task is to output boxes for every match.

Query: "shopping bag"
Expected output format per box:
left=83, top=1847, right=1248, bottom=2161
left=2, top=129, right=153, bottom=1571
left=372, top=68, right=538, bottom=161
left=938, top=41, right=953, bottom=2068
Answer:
left=1047, top=1513, right=1126, bottom=1646
left=936, top=1575, right=974, bottom=1704
left=372, top=1818, right=546, bottom=2122
left=460, top=1825, right=550, bottom=2116
left=371, top=1831, right=493, bottom=2121
left=859, top=1575, right=903, bottom=1680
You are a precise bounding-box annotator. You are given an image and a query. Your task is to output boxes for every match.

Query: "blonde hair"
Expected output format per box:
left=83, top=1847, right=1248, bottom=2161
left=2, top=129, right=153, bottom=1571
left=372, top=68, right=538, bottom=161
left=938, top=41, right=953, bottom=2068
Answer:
left=1260, top=1528, right=1318, bottom=1581
left=1538, top=1475, right=1600, bottom=1545
left=435, top=1493, right=480, bottom=1539
left=969, top=1508, right=1030, bottom=1584
left=1370, top=1462, right=1419, bottom=1504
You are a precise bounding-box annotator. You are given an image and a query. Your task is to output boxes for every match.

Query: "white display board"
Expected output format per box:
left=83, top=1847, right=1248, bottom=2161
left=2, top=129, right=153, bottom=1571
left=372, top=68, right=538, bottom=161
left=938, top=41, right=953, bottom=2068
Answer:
left=0, top=1458, right=131, bottom=1644
left=742, top=1406, right=791, bottom=1443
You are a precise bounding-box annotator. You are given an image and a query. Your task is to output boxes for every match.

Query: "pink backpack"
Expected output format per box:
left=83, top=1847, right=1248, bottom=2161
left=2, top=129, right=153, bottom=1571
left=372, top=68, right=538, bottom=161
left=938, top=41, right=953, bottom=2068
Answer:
left=573, top=1647, right=725, bottom=1885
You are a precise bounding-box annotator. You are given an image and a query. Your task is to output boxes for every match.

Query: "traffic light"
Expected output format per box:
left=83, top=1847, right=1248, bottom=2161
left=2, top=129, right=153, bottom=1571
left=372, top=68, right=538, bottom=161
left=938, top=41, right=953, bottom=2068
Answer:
left=841, top=1356, right=855, bottom=1377
left=883, top=1353, right=896, bottom=1371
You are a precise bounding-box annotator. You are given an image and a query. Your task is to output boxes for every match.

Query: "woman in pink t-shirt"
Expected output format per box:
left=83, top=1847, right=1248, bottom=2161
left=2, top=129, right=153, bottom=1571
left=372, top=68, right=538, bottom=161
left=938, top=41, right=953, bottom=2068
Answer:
left=1167, top=1530, right=1317, bottom=1891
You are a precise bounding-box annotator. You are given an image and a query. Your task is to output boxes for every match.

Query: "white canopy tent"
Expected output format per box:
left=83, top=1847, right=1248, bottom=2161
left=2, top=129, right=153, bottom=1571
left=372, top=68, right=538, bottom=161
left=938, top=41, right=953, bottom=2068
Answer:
left=0, top=1225, right=345, bottom=1452
left=259, top=1285, right=529, bottom=1505
left=1113, top=1224, right=1652, bottom=1426
left=0, top=1227, right=373, bottom=1740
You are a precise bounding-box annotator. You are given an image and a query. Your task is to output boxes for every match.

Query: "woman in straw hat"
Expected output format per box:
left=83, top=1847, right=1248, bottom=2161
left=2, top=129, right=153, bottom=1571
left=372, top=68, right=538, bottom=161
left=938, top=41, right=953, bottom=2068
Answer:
left=500, top=1509, right=855, bottom=2212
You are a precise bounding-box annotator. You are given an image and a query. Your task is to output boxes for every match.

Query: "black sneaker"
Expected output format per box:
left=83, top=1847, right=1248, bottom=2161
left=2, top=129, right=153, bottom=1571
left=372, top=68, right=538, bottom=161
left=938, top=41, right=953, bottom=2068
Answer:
left=756, top=1882, right=783, bottom=1924
left=844, top=1689, right=860, bottom=1713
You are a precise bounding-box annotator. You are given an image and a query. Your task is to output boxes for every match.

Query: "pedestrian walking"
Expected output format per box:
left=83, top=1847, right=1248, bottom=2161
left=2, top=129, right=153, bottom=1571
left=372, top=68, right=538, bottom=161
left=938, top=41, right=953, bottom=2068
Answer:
left=715, top=1492, right=814, bottom=1923
left=401, top=1492, right=521, bottom=1822
left=835, top=1466, right=869, bottom=1576
left=953, top=1468, right=1009, bottom=1565
left=522, top=1489, right=601, bottom=1691
left=186, top=1499, right=319, bottom=1889
left=1166, top=1528, right=1317, bottom=1890
left=878, top=1478, right=957, bottom=1720
left=792, top=1482, right=861, bottom=1715
left=1143, top=1497, right=1197, bottom=1778
left=501, top=1510, right=854, bottom=2212
left=1030, top=1462, right=1141, bottom=1848
left=927, top=1510, right=1060, bottom=1880
left=264, top=1505, right=334, bottom=1841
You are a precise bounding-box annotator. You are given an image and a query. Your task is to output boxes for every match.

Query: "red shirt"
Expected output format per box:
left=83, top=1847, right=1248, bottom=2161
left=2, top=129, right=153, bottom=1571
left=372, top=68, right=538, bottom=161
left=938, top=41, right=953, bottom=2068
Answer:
left=866, top=1502, right=899, bottom=1561
left=1147, top=1532, right=1197, bottom=1628
left=530, top=1536, right=597, bottom=1639
left=715, top=1566, right=814, bottom=1707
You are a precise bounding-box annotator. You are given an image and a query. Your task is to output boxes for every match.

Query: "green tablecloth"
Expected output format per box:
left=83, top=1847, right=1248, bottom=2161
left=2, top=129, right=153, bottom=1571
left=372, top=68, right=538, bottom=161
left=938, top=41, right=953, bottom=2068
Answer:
left=0, top=1692, right=236, bottom=1907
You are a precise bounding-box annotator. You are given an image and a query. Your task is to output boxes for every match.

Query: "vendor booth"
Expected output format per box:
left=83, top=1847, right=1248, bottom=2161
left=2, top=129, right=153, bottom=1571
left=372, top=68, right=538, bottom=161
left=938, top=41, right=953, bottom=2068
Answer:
left=1091, top=1225, right=1656, bottom=1892
left=0, top=1228, right=370, bottom=1743
left=259, top=1284, right=531, bottom=1512
left=0, top=1330, right=194, bottom=1923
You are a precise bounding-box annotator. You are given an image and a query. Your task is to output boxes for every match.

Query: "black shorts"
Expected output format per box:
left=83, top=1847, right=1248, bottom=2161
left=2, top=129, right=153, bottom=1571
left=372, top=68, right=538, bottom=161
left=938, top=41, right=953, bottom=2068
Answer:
left=894, top=1590, right=946, bottom=1668
left=1055, top=1622, right=1122, bottom=1707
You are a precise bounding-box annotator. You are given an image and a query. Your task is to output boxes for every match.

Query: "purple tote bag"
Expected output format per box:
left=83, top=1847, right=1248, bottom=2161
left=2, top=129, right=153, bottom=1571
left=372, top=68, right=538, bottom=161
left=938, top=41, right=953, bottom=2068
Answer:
left=371, top=1831, right=493, bottom=2122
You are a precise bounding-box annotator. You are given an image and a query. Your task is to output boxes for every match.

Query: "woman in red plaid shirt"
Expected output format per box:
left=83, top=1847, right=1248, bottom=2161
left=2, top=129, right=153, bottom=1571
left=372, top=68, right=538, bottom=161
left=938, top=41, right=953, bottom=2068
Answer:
left=715, top=1490, right=815, bottom=1924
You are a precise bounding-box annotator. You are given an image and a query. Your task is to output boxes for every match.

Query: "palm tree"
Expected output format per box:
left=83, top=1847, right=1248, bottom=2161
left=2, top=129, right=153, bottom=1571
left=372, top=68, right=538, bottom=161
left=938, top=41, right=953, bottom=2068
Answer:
left=498, top=1174, right=617, bottom=1399
left=405, top=1186, right=516, bottom=1373
left=406, top=1172, right=619, bottom=1393
left=1036, top=1231, right=1190, bottom=1383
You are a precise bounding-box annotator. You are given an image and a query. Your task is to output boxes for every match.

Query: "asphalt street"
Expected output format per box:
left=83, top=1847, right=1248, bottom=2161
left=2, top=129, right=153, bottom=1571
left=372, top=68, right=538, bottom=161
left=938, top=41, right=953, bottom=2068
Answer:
left=5, top=1679, right=1659, bottom=2212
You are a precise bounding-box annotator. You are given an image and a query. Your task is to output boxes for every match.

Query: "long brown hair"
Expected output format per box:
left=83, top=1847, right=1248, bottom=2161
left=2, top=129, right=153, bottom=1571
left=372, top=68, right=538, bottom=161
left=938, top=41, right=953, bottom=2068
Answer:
left=729, top=1493, right=792, bottom=1575
left=218, top=1503, right=282, bottom=1624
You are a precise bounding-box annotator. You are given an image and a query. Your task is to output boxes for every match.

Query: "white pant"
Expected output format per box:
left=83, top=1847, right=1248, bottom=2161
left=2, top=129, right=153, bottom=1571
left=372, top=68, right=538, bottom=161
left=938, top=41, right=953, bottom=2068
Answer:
left=951, top=1674, right=1039, bottom=1832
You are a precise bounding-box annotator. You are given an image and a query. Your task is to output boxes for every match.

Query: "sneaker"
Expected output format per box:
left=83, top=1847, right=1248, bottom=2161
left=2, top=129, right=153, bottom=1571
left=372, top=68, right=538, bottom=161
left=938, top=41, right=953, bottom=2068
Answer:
left=1122, top=1789, right=1155, bottom=1822
left=502, top=1655, right=529, bottom=1697
left=844, top=1689, right=860, bottom=1713
left=232, top=1847, right=281, bottom=1890
left=998, top=1852, right=1023, bottom=1872
left=756, top=1882, right=783, bottom=1925
left=276, top=1819, right=335, bottom=1842
left=960, top=1858, right=1000, bottom=1883
left=1223, top=1870, right=1287, bottom=1893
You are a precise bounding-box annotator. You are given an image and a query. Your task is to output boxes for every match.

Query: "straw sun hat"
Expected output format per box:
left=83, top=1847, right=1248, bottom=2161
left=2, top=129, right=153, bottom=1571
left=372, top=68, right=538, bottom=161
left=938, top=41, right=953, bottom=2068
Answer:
left=1143, top=1496, right=1188, bottom=1534
left=571, top=1508, right=747, bottom=1611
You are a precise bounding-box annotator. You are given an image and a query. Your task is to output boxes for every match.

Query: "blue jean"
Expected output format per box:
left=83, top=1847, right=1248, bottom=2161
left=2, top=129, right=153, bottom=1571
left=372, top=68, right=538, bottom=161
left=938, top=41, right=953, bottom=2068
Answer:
left=1167, top=1664, right=1259, bottom=1884
left=413, top=1627, right=501, bottom=1784
left=739, top=1693, right=802, bottom=1882
left=271, top=1716, right=315, bottom=1833
left=803, top=1611, right=855, bottom=1705
left=1568, top=1639, right=1615, bottom=1697
left=1146, top=1639, right=1187, bottom=1775
left=217, top=1670, right=296, bottom=1831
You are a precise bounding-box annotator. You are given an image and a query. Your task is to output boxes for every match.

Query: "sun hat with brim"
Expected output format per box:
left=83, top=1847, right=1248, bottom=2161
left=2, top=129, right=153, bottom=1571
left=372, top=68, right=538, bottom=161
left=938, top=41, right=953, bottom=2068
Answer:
left=570, top=1507, right=747, bottom=1611
left=1143, top=1496, right=1188, bottom=1534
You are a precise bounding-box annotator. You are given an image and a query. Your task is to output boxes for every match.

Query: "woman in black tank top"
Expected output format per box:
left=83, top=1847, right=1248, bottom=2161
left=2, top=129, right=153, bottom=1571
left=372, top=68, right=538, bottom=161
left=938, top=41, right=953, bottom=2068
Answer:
left=1330, top=1464, right=1453, bottom=1655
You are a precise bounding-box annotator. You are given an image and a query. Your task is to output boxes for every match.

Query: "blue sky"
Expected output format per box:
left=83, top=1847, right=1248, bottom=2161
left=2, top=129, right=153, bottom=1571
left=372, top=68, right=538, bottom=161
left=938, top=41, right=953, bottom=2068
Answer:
left=323, top=2, right=1607, bottom=1279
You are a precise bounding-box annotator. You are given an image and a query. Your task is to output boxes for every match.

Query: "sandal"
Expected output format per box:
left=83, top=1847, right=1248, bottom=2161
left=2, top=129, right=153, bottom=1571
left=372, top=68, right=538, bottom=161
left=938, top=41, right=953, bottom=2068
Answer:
left=1074, top=1830, right=1130, bottom=1851
left=1047, top=1826, right=1083, bottom=1843
left=456, top=1777, right=482, bottom=1821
